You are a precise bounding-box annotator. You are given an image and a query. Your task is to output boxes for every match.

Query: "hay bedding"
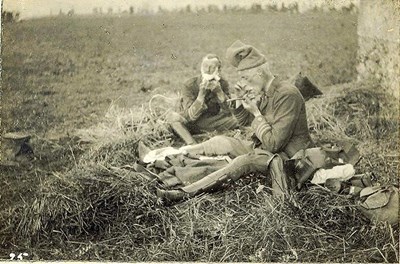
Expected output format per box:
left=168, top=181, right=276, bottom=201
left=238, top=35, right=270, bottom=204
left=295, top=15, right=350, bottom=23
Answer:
left=5, top=84, right=399, bottom=261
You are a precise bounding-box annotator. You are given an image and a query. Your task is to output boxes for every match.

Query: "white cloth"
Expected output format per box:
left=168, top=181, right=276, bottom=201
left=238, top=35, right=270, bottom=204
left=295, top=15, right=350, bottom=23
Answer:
left=143, top=147, right=232, bottom=164
left=311, top=164, right=355, bottom=185
left=142, top=147, right=183, bottom=163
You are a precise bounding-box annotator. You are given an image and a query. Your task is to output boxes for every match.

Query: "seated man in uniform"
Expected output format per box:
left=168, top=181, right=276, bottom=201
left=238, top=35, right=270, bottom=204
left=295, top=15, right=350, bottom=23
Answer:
left=167, top=54, right=238, bottom=144
left=153, top=40, right=313, bottom=202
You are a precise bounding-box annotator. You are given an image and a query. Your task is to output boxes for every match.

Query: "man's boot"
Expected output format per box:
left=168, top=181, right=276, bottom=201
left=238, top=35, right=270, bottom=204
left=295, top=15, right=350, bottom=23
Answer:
left=156, top=188, right=188, bottom=201
left=171, top=122, right=197, bottom=145
left=269, top=155, right=289, bottom=203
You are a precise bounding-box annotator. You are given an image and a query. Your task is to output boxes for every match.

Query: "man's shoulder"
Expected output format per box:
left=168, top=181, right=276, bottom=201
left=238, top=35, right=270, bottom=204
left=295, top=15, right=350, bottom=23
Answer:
left=276, top=80, right=302, bottom=96
left=274, top=80, right=304, bottom=103
left=183, top=76, right=201, bottom=88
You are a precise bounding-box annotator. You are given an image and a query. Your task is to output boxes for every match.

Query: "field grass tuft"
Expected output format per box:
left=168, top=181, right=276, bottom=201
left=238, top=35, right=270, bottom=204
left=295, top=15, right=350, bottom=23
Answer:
left=2, top=82, right=398, bottom=262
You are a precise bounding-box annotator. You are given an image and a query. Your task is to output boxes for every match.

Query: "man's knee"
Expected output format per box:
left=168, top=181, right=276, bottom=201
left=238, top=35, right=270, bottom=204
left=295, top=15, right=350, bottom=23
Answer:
left=239, top=152, right=272, bottom=171
left=166, top=111, right=187, bottom=123
left=206, top=135, right=233, bottom=145
left=230, top=153, right=254, bottom=168
left=204, top=136, right=254, bottom=157
left=201, top=135, right=236, bottom=156
left=224, top=152, right=270, bottom=181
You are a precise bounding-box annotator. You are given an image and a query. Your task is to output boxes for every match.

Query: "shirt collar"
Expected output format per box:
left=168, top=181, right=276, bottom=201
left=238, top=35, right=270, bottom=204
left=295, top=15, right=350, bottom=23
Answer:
left=259, top=75, right=278, bottom=110
left=265, top=75, right=279, bottom=97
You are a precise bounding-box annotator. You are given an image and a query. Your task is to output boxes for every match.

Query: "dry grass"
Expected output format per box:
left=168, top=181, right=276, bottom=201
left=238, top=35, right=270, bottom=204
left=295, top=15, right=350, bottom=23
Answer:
left=1, top=11, right=396, bottom=262
left=2, top=83, right=398, bottom=262
left=307, top=82, right=398, bottom=142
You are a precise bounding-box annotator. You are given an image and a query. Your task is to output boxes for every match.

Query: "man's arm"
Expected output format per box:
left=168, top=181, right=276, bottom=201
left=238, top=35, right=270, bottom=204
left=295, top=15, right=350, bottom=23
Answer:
left=231, top=105, right=253, bottom=126
left=251, top=92, right=302, bottom=153
left=227, top=83, right=253, bottom=126
left=180, top=79, right=208, bottom=122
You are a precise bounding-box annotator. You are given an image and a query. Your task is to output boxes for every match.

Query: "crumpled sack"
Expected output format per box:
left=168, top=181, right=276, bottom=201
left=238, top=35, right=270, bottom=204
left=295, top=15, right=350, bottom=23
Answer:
left=358, top=185, right=399, bottom=225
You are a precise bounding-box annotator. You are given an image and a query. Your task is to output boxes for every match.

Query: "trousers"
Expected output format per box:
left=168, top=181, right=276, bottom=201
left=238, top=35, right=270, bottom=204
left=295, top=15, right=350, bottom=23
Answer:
left=181, top=136, right=288, bottom=201
left=168, top=110, right=238, bottom=133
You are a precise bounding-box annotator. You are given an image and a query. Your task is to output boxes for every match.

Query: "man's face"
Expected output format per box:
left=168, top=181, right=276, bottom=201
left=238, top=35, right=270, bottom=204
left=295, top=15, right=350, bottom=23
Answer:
left=201, top=58, right=221, bottom=80
left=202, top=62, right=219, bottom=75
left=237, top=67, right=266, bottom=99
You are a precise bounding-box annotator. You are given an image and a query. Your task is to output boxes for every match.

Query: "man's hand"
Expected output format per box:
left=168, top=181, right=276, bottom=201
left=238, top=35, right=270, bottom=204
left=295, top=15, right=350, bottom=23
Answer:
left=198, top=79, right=225, bottom=104
left=233, top=83, right=247, bottom=98
left=242, top=96, right=262, bottom=117
left=197, top=79, right=210, bottom=103
left=231, top=83, right=247, bottom=108
left=205, top=79, right=220, bottom=91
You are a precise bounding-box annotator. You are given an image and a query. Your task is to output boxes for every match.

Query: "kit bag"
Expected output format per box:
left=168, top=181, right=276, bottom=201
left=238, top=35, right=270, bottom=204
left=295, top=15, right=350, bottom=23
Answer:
left=358, top=185, right=399, bottom=225
left=285, top=142, right=361, bottom=190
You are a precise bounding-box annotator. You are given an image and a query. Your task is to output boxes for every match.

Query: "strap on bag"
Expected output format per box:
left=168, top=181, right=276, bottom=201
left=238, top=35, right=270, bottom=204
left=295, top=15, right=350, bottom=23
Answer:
left=358, top=185, right=399, bottom=225
left=359, top=186, right=393, bottom=209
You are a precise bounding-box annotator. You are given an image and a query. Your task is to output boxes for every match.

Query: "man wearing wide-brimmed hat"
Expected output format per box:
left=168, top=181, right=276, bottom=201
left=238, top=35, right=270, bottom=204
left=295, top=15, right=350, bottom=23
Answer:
left=167, top=54, right=238, bottom=145
left=157, top=40, right=313, bottom=201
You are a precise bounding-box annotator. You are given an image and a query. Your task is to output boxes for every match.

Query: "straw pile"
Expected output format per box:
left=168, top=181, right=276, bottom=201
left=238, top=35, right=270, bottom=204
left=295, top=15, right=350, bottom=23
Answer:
left=306, top=82, right=398, bottom=143
left=5, top=84, right=399, bottom=261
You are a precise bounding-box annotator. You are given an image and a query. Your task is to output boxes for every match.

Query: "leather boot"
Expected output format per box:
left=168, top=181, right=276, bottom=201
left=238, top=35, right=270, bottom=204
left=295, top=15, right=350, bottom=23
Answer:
left=171, top=122, right=197, bottom=145
left=269, top=155, right=289, bottom=203
left=156, top=188, right=188, bottom=201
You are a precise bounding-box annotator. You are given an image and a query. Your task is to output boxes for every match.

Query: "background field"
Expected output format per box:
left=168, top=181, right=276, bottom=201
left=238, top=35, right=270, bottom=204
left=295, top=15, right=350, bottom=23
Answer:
left=1, top=11, right=398, bottom=262
left=1, top=12, right=358, bottom=137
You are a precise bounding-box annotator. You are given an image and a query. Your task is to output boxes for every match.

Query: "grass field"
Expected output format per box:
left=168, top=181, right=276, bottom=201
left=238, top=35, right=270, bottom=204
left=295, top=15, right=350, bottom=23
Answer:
left=1, top=11, right=398, bottom=262
left=1, top=11, right=358, bottom=136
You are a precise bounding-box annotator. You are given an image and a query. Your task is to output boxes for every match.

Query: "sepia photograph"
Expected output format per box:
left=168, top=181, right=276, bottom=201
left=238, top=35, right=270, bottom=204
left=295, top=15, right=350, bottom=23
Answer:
left=0, top=0, right=399, bottom=262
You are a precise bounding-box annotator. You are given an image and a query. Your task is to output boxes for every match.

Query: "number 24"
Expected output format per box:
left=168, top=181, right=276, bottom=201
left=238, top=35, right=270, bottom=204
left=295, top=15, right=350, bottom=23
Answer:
left=9, top=253, right=29, bottom=260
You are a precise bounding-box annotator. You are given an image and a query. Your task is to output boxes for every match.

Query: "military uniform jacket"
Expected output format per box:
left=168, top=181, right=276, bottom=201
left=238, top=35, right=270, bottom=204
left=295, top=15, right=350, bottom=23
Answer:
left=233, top=77, right=312, bottom=157
left=179, top=75, right=230, bottom=122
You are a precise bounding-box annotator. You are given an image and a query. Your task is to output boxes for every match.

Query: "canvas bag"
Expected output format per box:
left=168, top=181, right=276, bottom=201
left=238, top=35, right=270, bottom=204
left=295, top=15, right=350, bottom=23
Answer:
left=358, top=185, right=399, bottom=225
left=285, top=142, right=361, bottom=190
